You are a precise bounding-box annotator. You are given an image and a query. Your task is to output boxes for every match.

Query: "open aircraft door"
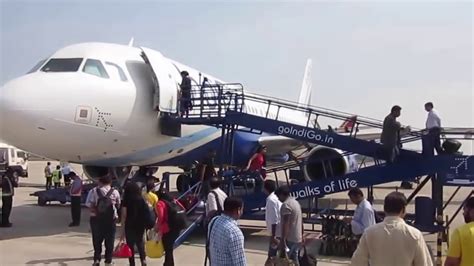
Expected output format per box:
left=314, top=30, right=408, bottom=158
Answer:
left=140, top=47, right=178, bottom=114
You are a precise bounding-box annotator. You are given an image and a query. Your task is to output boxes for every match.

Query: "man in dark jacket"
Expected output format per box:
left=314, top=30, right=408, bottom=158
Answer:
left=180, top=71, right=192, bottom=117
left=381, top=105, right=403, bottom=163
left=1, top=167, right=18, bottom=227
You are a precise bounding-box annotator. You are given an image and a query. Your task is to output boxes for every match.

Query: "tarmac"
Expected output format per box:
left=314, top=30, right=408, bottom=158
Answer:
left=0, top=161, right=472, bottom=265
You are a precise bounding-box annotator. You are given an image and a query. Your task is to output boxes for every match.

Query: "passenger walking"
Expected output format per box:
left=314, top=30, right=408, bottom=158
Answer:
left=350, top=191, right=433, bottom=266
left=143, top=182, right=158, bottom=208
left=424, top=102, right=444, bottom=155
left=85, top=175, right=121, bottom=266
left=44, top=162, right=53, bottom=190
left=120, top=182, right=148, bottom=266
left=380, top=105, right=403, bottom=163
left=445, top=196, right=474, bottom=266
left=180, top=71, right=192, bottom=117
left=156, top=192, right=185, bottom=266
left=345, top=188, right=376, bottom=236
left=1, top=167, right=18, bottom=227
left=52, top=165, right=62, bottom=188
left=244, top=145, right=267, bottom=192
left=69, top=172, right=83, bottom=227
left=275, top=185, right=304, bottom=266
left=264, top=180, right=282, bottom=266
left=207, top=197, right=246, bottom=266
left=205, top=176, right=227, bottom=222
left=61, top=162, right=72, bottom=186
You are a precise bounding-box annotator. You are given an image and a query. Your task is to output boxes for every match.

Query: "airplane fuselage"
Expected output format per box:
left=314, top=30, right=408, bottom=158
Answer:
left=1, top=43, right=308, bottom=168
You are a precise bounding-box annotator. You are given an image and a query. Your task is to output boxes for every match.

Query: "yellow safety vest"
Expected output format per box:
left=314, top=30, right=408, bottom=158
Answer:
left=52, top=170, right=61, bottom=183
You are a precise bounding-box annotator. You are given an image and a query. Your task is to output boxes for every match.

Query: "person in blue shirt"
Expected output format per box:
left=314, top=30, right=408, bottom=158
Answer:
left=345, top=188, right=376, bottom=236
left=207, top=197, right=246, bottom=266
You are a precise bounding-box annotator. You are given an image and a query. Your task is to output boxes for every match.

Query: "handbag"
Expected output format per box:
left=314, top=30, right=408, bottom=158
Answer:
left=274, top=250, right=296, bottom=266
left=146, top=239, right=164, bottom=258
left=146, top=229, right=164, bottom=258
left=299, top=246, right=317, bottom=266
left=113, top=242, right=132, bottom=258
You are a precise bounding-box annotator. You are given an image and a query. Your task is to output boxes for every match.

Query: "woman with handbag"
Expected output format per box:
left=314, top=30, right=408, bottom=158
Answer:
left=120, top=182, right=148, bottom=266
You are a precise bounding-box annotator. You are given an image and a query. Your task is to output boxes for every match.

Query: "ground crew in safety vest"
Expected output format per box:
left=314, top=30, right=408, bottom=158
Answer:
left=52, top=165, right=62, bottom=189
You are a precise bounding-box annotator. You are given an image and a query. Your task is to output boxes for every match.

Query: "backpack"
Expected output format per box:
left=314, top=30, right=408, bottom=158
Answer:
left=96, top=188, right=115, bottom=222
left=164, top=200, right=187, bottom=231
left=143, top=199, right=157, bottom=230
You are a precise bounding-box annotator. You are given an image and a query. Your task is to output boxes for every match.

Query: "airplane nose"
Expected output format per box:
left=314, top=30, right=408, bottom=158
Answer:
left=0, top=75, right=52, bottom=143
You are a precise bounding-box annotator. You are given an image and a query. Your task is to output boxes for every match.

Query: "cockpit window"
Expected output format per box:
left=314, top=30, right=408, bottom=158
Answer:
left=27, top=59, right=46, bottom=74
left=41, top=58, right=83, bottom=72
left=105, top=62, right=127, bottom=81
left=83, top=59, right=109, bottom=79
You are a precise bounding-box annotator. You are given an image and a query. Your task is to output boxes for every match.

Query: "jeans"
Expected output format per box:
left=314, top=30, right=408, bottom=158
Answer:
left=1, top=196, right=13, bottom=225
left=268, top=237, right=280, bottom=257
left=90, top=217, right=116, bottom=263
left=125, top=226, right=146, bottom=266
left=286, top=241, right=301, bottom=266
left=70, top=196, right=81, bottom=225
left=162, top=229, right=180, bottom=266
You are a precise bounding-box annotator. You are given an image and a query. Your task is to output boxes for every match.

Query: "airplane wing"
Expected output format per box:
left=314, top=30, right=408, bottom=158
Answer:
left=257, top=130, right=382, bottom=157
left=258, top=136, right=304, bottom=156
left=441, top=127, right=474, bottom=139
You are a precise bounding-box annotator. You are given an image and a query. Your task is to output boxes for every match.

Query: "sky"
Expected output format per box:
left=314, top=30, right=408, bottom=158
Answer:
left=1, top=0, right=473, bottom=152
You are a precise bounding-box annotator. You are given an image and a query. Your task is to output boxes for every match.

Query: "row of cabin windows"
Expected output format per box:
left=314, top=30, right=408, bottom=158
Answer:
left=33, top=58, right=127, bottom=81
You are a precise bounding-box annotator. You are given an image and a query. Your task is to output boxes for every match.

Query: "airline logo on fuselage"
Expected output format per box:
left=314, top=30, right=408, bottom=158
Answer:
left=277, top=125, right=334, bottom=144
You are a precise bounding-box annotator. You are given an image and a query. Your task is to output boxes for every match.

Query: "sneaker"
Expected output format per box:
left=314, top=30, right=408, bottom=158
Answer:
left=92, top=261, right=100, bottom=266
left=68, top=222, right=80, bottom=227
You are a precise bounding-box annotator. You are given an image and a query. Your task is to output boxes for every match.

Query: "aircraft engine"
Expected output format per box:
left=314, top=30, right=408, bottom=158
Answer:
left=82, top=165, right=132, bottom=182
left=302, top=147, right=349, bottom=181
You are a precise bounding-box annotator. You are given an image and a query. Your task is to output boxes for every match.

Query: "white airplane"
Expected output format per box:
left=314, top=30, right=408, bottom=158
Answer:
left=0, top=42, right=369, bottom=182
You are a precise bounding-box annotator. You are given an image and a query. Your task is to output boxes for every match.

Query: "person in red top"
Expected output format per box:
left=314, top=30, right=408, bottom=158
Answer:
left=155, top=191, right=180, bottom=266
left=244, top=145, right=267, bottom=192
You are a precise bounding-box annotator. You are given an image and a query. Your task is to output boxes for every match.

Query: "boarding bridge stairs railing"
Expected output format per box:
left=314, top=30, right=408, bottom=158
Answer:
left=175, top=83, right=474, bottom=224
left=178, top=83, right=429, bottom=157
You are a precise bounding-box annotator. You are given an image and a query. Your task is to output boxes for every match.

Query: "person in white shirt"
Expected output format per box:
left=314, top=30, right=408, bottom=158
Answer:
left=263, top=180, right=282, bottom=265
left=424, top=102, right=443, bottom=155
left=345, top=188, right=376, bottom=236
left=351, top=191, right=433, bottom=266
left=206, top=177, right=227, bottom=222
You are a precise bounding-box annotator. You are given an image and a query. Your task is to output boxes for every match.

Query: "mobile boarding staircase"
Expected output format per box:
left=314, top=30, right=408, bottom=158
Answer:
left=171, top=83, right=474, bottom=258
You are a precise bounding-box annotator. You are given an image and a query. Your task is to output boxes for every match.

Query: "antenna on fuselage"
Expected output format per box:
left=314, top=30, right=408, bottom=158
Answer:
left=128, top=37, right=135, bottom=47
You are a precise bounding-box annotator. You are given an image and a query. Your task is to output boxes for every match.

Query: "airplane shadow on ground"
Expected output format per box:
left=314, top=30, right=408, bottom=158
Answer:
left=0, top=203, right=91, bottom=241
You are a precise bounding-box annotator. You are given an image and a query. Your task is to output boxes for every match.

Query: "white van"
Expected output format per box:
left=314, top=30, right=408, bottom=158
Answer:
left=0, top=143, right=29, bottom=180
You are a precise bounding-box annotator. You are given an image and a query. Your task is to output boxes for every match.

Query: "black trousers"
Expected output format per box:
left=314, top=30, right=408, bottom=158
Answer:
left=162, top=229, right=180, bottom=266
left=90, top=217, right=116, bottom=263
left=428, top=127, right=443, bottom=155
left=70, top=196, right=81, bottom=225
left=54, top=182, right=60, bottom=189
left=1, top=196, right=13, bottom=225
left=125, top=226, right=146, bottom=266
